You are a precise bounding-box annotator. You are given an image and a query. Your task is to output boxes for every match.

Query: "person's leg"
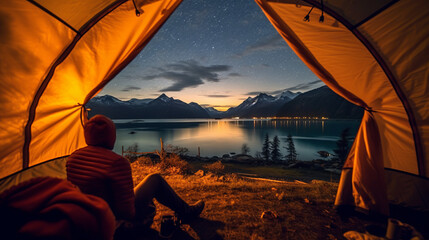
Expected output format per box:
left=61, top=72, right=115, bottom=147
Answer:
left=134, top=173, right=204, bottom=222
left=134, top=173, right=187, bottom=209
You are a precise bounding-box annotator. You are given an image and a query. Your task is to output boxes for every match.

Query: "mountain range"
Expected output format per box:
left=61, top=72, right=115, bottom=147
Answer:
left=221, top=91, right=299, bottom=118
left=86, top=93, right=210, bottom=119
left=86, top=87, right=363, bottom=119
left=276, top=86, right=363, bottom=119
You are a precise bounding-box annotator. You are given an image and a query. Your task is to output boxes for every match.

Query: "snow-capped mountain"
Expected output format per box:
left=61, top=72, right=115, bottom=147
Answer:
left=86, top=88, right=362, bottom=119
left=203, top=107, right=223, bottom=118
left=127, top=98, right=152, bottom=105
left=152, top=93, right=174, bottom=103
left=275, top=90, right=301, bottom=100
left=90, top=95, right=127, bottom=105
left=86, top=94, right=209, bottom=119
left=277, top=86, right=363, bottom=119
left=223, top=91, right=294, bottom=118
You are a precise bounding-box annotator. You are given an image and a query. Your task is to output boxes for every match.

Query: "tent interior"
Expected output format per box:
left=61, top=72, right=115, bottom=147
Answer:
left=1, top=0, right=428, bottom=236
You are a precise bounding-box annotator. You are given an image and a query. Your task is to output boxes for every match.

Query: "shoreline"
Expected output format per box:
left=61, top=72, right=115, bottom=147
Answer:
left=134, top=152, right=343, bottom=182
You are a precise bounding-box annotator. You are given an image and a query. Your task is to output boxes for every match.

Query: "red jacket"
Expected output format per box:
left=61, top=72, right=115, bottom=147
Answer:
left=0, top=177, right=115, bottom=240
left=67, top=146, right=135, bottom=220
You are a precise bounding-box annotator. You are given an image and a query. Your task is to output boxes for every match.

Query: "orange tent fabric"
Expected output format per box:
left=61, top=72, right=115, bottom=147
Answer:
left=0, top=0, right=182, bottom=181
left=1, top=0, right=428, bottom=216
left=256, top=0, right=429, bottom=214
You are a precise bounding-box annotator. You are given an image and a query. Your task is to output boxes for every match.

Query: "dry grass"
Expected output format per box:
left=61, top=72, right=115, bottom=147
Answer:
left=130, top=160, right=372, bottom=240
left=203, top=161, right=225, bottom=175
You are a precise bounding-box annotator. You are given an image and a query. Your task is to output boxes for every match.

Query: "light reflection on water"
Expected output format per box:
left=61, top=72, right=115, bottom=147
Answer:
left=113, top=119, right=361, bottom=161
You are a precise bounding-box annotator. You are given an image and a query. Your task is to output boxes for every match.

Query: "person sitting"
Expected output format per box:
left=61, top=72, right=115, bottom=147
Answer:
left=66, top=115, right=204, bottom=228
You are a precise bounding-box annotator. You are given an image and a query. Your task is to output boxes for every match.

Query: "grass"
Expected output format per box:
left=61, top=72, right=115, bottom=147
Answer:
left=127, top=159, right=376, bottom=240
left=222, top=162, right=340, bottom=182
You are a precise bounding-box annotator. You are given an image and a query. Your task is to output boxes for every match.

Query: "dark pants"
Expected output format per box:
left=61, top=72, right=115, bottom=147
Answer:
left=133, top=173, right=189, bottom=221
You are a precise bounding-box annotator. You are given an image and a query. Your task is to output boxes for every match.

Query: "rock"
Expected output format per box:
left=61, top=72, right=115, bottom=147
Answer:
left=331, top=163, right=340, bottom=168
left=287, top=163, right=298, bottom=168
left=276, top=192, right=285, bottom=201
left=195, top=170, right=205, bottom=177
left=312, top=159, right=327, bottom=164
left=234, top=154, right=255, bottom=162
left=325, top=168, right=342, bottom=174
left=288, top=161, right=311, bottom=168
left=311, top=164, right=324, bottom=170
left=222, top=154, right=230, bottom=158
left=260, top=211, right=278, bottom=221
left=205, top=173, right=215, bottom=179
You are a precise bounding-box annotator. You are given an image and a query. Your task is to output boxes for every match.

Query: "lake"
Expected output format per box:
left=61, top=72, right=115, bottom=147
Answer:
left=113, top=118, right=361, bottom=161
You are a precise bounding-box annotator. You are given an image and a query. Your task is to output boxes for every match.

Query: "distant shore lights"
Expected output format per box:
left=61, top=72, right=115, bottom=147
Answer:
left=251, top=116, right=329, bottom=120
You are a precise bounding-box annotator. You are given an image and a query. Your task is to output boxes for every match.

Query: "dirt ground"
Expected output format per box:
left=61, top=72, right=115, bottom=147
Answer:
left=119, top=160, right=389, bottom=240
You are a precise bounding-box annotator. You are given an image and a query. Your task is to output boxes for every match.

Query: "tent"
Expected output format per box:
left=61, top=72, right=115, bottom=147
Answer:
left=1, top=0, right=428, bottom=216
left=256, top=0, right=429, bottom=214
left=0, top=0, right=182, bottom=186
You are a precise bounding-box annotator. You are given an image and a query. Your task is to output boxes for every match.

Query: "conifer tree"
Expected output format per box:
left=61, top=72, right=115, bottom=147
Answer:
left=285, top=133, right=297, bottom=162
left=334, top=128, right=350, bottom=163
left=270, top=135, right=282, bottom=161
left=262, top=133, right=271, bottom=161
left=241, top=143, right=250, bottom=155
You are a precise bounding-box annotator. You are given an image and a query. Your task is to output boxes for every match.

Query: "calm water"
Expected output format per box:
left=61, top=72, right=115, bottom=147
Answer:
left=113, top=119, right=361, bottom=161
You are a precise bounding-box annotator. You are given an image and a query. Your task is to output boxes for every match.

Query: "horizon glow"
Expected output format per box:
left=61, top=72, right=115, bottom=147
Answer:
left=98, top=0, right=322, bottom=110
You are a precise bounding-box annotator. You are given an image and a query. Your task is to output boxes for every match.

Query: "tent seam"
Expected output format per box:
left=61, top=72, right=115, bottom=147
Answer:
left=22, top=0, right=128, bottom=170
left=352, top=0, right=399, bottom=29
left=342, top=167, right=429, bottom=181
left=302, top=0, right=425, bottom=177
left=83, top=0, right=184, bottom=105
left=0, top=156, right=69, bottom=183
left=27, top=0, right=79, bottom=33
left=256, top=0, right=369, bottom=110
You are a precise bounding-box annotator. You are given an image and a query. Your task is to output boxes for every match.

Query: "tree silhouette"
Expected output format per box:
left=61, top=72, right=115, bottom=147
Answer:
left=241, top=143, right=250, bottom=155
left=334, top=128, right=350, bottom=163
left=270, top=135, right=282, bottom=161
left=262, top=133, right=271, bottom=161
left=285, top=133, right=297, bottom=162
left=124, top=143, right=138, bottom=162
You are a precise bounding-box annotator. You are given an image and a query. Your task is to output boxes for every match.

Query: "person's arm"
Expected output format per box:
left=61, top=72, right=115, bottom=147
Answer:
left=109, top=157, right=136, bottom=220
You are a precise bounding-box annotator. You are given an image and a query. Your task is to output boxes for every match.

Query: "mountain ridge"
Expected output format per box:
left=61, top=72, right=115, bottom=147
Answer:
left=276, top=86, right=363, bottom=119
left=87, top=87, right=363, bottom=119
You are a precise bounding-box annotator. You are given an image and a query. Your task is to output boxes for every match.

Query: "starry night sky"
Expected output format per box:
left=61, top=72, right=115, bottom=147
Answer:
left=100, top=0, right=322, bottom=111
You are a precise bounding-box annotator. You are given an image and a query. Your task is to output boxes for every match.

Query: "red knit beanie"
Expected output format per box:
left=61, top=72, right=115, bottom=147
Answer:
left=84, top=115, right=116, bottom=150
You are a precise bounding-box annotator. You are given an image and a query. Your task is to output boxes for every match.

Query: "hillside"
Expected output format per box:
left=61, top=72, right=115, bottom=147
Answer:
left=222, top=91, right=299, bottom=118
left=276, top=86, right=364, bottom=119
left=86, top=94, right=210, bottom=119
left=87, top=87, right=364, bottom=119
left=120, top=159, right=383, bottom=240
left=223, top=93, right=291, bottom=118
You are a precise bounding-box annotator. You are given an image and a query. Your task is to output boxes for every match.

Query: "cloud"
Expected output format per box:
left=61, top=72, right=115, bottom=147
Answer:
left=141, top=60, right=231, bottom=92
left=228, top=73, right=241, bottom=77
left=284, top=80, right=323, bottom=91
left=200, top=104, right=236, bottom=108
left=236, top=35, right=286, bottom=57
left=246, top=91, right=263, bottom=96
left=205, top=94, right=232, bottom=98
left=245, top=80, right=324, bottom=96
left=121, top=86, right=141, bottom=92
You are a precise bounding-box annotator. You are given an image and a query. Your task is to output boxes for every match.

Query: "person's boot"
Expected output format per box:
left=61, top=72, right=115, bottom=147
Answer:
left=175, top=200, right=205, bottom=223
